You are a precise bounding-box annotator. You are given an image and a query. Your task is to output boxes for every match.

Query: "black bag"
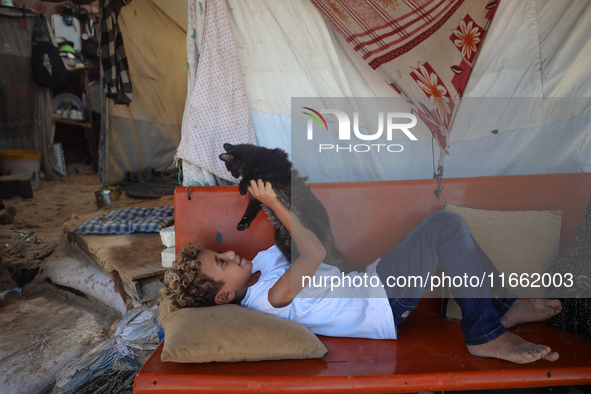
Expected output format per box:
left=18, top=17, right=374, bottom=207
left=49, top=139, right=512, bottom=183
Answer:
left=31, top=13, right=68, bottom=88
left=82, top=18, right=99, bottom=59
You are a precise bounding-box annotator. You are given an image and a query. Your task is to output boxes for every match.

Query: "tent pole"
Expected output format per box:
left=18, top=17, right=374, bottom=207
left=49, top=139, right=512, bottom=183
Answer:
left=101, top=94, right=109, bottom=188
left=98, top=0, right=109, bottom=188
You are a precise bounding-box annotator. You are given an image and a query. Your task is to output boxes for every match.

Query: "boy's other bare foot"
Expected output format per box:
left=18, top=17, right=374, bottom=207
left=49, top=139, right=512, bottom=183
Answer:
left=467, top=331, right=559, bottom=364
left=501, top=299, right=562, bottom=328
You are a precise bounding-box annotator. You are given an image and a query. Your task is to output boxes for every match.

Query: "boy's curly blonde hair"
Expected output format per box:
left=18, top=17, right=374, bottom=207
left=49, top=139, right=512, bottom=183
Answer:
left=161, top=243, right=224, bottom=311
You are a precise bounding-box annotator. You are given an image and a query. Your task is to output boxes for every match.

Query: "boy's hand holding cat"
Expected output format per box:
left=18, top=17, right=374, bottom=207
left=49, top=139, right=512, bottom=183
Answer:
left=247, top=179, right=281, bottom=211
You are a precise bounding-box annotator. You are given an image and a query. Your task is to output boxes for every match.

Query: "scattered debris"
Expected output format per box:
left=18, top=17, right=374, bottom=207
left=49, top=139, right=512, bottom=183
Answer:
left=25, top=326, right=51, bottom=360
left=51, top=367, right=137, bottom=394
left=53, top=306, right=161, bottom=393
left=0, top=230, right=57, bottom=269
left=0, top=286, right=21, bottom=301
left=0, top=204, right=17, bottom=225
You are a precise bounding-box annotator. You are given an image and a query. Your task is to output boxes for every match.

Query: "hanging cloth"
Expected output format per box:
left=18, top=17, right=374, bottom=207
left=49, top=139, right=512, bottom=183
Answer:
left=100, top=0, right=132, bottom=105
left=310, top=0, right=499, bottom=165
left=177, top=0, right=219, bottom=187
left=176, top=0, right=257, bottom=182
left=31, top=13, right=68, bottom=88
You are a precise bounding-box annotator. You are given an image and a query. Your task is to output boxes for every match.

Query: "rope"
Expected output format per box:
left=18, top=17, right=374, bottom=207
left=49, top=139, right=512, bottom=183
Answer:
left=177, top=160, right=208, bottom=201
left=432, top=135, right=446, bottom=203
left=175, top=161, right=193, bottom=200
left=176, top=161, right=183, bottom=186
left=434, top=164, right=444, bottom=200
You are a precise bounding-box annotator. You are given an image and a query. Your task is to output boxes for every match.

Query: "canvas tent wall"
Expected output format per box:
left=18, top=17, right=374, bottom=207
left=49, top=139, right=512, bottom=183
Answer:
left=105, top=0, right=591, bottom=186
left=100, top=0, right=187, bottom=185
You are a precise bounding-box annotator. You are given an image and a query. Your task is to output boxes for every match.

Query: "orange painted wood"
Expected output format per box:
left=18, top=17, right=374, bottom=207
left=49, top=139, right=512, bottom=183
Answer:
left=174, top=173, right=591, bottom=262
left=135, top=173, right=591, bottom=393
left=136, top=300, right=591, bottom=393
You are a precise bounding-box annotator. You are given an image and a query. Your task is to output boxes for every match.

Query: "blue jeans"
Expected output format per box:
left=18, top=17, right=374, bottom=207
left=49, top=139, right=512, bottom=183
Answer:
left=376, top=211, right=515, bottom=346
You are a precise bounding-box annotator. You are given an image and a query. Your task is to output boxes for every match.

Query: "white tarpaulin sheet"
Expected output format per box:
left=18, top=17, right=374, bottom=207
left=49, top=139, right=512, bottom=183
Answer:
left=177, top=0, right=590, bottom=183
left=225, top=0, right=591, bottom=181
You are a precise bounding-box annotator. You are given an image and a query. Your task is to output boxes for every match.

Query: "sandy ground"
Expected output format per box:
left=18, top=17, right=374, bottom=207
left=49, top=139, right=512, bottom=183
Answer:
left=2, top=164, right=135, bottom=243
left=0, top=164, right=161, bottom=393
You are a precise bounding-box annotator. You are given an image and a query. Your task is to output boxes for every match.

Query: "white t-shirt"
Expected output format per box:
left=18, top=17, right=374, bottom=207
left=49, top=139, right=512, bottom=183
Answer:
left=241, top=245, right=396, bottom=339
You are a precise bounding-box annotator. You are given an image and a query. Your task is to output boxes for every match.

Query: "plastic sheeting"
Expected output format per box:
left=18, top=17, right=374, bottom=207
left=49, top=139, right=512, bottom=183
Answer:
left=444, top=0, right=591, bottom=176
left=222, top=0, right=591, bottom=181
left=43, top=255, right=127, bottom=316
left=55, top=306, right=160, bottom=392
left=456, top=0, right=591, bottom=138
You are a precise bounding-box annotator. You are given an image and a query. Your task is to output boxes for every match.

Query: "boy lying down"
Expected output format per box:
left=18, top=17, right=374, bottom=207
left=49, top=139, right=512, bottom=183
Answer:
left=162, top=179, right=563, bottom=364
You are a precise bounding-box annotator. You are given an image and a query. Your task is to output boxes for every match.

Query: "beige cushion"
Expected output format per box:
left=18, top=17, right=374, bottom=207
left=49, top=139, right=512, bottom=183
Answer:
left=160, top=303, right=327, bottom=363
left=442, top=205, right=562, bottom=300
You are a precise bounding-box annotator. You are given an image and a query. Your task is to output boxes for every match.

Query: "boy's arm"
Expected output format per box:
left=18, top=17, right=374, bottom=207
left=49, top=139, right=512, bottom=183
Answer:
left=248, top=180, right=326, bottom=308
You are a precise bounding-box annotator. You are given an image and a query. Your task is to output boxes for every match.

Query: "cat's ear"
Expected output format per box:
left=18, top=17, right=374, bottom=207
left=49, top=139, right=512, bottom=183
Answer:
left=219, top=153, right=234, bottom=162
left=223, top=143, right=235, bottom=151
left=275, top=148, right=289, bottom=161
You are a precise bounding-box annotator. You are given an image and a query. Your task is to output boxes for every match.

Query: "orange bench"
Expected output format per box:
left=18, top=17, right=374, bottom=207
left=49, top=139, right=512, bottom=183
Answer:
left=134, top=173, right=591, bottom=393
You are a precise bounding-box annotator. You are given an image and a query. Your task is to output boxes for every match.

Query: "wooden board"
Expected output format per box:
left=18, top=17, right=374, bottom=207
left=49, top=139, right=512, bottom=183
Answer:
left=65, top=230, right=166, bottom=281
left=63, top=196, right=173, bottom=302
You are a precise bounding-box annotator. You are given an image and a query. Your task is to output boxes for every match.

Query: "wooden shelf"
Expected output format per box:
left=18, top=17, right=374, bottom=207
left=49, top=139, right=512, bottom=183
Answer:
left=53, top=65, right=98, bottom=169
left=65, top=65, right=90, bottom=72
left=55, top=118, right=92, bottom=128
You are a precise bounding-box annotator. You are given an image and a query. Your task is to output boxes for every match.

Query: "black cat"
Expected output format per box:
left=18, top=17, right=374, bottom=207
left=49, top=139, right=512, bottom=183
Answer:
left=219, top=143, right=363, bottom=274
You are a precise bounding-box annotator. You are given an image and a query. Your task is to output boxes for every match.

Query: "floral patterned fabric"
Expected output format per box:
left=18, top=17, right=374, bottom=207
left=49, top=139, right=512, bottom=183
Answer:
left=179, top=0, right=217, bottom=187
left=309, top=0, right=499, bottom=164
left=176, top=0, right=257, bottom=182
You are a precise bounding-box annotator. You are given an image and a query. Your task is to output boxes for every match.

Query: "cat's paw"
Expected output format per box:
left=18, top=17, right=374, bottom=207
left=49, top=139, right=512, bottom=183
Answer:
left=238, top=183, right=249, bottom=195
left=237, top=219, right=251, bottom=231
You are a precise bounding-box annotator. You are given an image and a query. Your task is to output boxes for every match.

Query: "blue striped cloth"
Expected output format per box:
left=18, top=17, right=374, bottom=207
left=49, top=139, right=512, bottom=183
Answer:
left=74, top=206, right=174, bottom=235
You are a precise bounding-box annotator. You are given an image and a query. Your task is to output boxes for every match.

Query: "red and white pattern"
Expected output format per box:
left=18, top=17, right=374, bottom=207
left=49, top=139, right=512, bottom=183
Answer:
left=311, top=0, right=499, bottom=159
left=314, top=0, right=461, bottom=67
left=411, top=61, right=452, bottom=127
left=176, top=0, right=257, bottom=182
left=450, top=15, right=484, bottom=62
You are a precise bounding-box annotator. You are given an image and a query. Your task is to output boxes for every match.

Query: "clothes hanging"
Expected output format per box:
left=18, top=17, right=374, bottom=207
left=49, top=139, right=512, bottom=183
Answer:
left=176, top=0, right=257, bottom=182
left=100, top=0, right=132, bottom=105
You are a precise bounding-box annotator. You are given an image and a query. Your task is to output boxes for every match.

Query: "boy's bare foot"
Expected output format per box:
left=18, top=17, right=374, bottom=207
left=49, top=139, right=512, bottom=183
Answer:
left=467, top=331, right=559, bottom=364
left=501, top=299, right=562, bottom=328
